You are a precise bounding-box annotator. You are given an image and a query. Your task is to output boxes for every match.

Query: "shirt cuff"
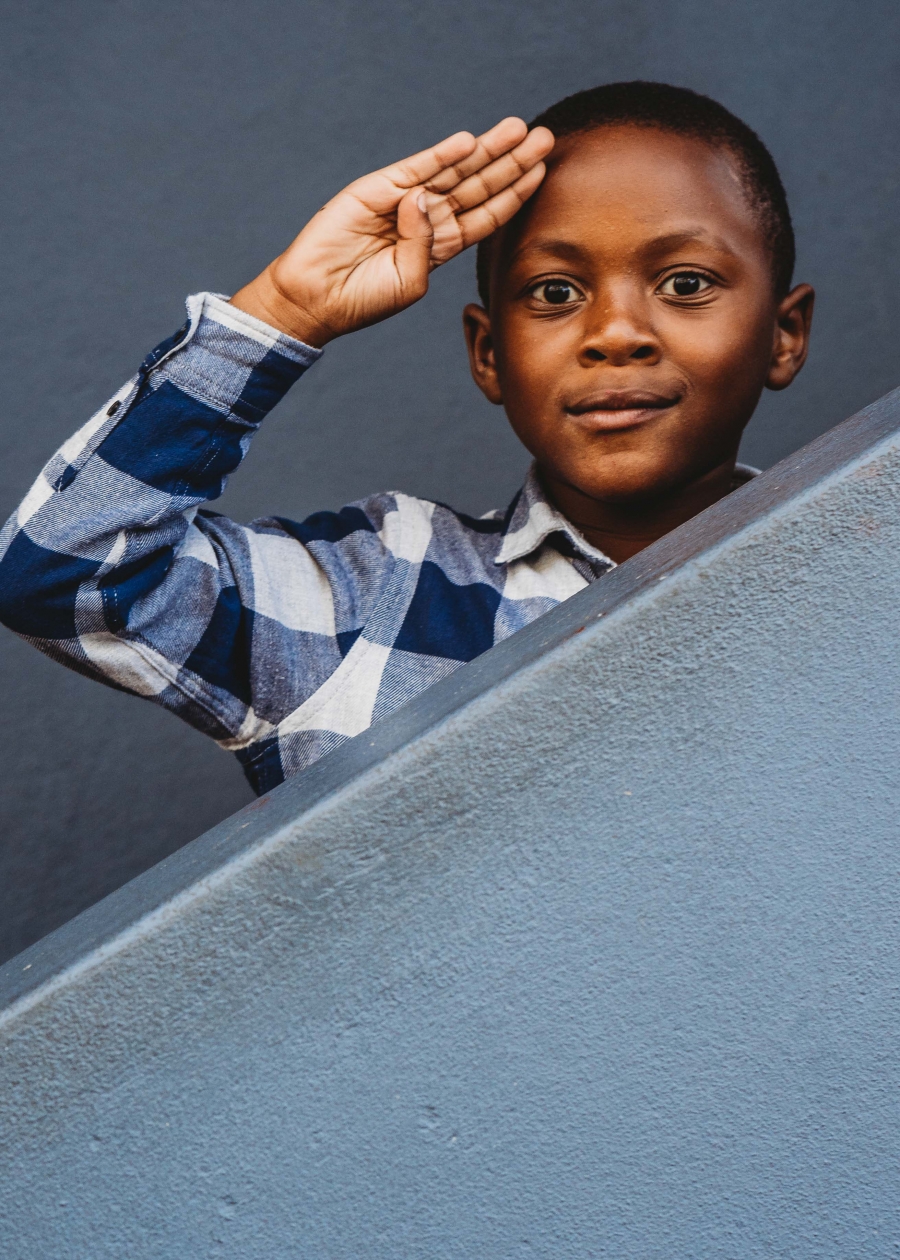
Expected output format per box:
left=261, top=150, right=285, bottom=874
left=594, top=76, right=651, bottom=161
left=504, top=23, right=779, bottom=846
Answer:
left=202, top=292, right=324, bottom=366
left=151, top=292, right=323, bottom=424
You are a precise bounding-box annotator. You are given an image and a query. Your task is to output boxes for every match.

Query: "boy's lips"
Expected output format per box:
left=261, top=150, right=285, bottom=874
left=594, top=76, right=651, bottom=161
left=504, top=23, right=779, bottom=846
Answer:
left=564, top=389, right=679, bottom=431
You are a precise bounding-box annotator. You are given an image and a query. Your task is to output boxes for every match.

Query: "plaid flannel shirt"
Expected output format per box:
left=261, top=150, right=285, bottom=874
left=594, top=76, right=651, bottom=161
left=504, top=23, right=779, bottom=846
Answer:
left=2, top=291, right=682, bottom=795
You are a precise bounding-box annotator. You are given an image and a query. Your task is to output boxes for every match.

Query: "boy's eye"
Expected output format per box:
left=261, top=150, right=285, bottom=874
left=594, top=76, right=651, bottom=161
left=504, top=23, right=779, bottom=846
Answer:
left=531, top=280, right=581, bottom=305
left=658, top=271, right=714, bottom=298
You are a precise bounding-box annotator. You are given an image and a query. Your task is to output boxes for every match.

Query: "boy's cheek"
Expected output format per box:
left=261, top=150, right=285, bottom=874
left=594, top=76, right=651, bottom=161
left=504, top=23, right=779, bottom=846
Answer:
left=495, top=318, right=574, bottom=381
left=494, top=365, right=562, bottom=432
left=669, top=308, right=774, bottom=384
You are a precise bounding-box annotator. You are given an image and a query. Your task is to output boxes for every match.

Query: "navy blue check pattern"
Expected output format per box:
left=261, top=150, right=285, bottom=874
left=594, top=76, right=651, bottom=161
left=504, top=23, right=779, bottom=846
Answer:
left=0, top=293, right=620, bottom=795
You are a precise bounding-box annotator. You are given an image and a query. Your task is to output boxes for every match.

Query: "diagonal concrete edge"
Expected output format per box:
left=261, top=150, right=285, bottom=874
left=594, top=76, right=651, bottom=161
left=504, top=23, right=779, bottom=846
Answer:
left=2, top=385, right=899, bottom=1019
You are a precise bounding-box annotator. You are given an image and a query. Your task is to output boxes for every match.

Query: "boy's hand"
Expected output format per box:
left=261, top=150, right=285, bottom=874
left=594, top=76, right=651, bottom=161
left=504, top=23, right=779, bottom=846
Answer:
left=230, top=119, right=554, bottom=347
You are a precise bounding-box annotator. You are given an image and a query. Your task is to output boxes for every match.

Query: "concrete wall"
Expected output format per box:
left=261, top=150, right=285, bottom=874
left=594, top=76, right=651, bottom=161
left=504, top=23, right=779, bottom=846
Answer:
left=3, top=0, right=900, bottom=960
left=2, top=389, right=898, bottom=1256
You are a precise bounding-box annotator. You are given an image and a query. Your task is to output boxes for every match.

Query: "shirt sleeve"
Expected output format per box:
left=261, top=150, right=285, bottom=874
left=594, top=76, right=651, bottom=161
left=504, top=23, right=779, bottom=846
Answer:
left=0, top=292, right=393, bottom=754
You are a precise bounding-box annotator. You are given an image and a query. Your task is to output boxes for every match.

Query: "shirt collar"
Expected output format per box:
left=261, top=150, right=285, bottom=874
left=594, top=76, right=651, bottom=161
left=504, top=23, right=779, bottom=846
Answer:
left=495, top=462, right=761, bottom=569
left=495, top=464, right=617, bottom=569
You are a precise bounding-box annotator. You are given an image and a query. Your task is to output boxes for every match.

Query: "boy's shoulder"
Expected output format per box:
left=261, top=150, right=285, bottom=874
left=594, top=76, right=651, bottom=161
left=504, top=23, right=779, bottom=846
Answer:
left=246, top=488, right=509, bottom=554
left=233, top=465, right=620, bottom=601
left=243, top=488, right=507, bottom=550
left=228, top=491, right=517, bottom=620
left=240, top=465, right=621, bottom=581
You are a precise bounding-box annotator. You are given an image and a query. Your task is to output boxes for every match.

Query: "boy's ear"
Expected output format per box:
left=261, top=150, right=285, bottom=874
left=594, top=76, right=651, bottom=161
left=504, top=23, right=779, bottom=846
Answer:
left=766, top=283, right=815, bottom=391
left=463, top=304, right=503, bottom=405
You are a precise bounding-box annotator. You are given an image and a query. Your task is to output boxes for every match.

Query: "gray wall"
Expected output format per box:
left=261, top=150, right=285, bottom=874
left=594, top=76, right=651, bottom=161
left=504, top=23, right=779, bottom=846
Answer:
left=2, top=0, right=899, bottom=962
left=2, top=389, right=899, bottom=1256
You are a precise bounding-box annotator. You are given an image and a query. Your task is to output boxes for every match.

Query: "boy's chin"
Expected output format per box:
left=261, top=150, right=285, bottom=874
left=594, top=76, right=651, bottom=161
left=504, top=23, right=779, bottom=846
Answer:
left=563, top=454, right=699, bottom=505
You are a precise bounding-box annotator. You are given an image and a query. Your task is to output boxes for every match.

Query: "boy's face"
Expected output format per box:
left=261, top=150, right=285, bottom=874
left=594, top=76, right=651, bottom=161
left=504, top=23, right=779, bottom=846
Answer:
left=464, top=125, right=813, bottom=511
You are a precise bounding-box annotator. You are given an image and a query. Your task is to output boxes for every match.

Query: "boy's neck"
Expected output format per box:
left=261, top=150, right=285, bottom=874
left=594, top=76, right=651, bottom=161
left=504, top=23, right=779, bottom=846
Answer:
left=539, top=457, right=740, bottom=565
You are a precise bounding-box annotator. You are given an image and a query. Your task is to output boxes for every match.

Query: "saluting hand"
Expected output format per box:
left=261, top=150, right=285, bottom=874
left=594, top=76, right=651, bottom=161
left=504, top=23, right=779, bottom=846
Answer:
left=230, top=118, right=554, bottom=347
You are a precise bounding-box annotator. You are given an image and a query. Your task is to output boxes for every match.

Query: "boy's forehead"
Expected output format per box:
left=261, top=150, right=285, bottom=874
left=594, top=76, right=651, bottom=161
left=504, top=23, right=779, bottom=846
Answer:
left=509, top=124, right=761, bottom=257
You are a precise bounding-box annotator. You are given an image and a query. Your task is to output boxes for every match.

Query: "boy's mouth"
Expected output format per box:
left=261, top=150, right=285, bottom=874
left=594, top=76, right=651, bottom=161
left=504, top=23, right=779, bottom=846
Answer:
left=565, top=389, right=679, bottom=431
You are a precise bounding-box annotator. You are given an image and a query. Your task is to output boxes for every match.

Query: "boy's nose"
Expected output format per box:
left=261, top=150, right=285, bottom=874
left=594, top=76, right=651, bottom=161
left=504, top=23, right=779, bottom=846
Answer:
left=579, top=302, right=661, bottom=367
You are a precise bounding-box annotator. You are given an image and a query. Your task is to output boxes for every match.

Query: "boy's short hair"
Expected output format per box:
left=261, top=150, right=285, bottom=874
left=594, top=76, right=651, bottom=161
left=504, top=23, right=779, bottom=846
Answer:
left=476, top=81, right=795, bottom=305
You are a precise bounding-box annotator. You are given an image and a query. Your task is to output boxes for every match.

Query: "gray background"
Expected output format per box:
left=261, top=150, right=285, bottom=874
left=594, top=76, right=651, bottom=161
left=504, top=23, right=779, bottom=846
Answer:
left=1, top=0, right=898, bottom=962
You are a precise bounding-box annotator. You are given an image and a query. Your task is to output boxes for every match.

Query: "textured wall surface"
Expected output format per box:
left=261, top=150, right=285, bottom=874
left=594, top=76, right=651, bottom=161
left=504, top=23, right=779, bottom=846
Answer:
left=1, top=390, right=898, bottom=1256
left=2, top=0, right=900, bottom=962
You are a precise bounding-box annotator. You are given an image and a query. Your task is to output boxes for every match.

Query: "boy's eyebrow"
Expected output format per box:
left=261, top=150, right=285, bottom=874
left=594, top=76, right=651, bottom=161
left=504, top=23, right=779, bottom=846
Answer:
left=510, top=228, right=740, bottom=267
left=509, top=238, right=588, bottom=267
left=641, top=229, right=740, bottom=257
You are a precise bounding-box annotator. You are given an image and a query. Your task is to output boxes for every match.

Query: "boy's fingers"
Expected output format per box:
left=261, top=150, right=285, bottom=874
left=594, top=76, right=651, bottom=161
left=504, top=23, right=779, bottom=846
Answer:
left=441, top=127, right=554, bottom=212
left=424, top=117, right=529, bottom=192
left=383, top=131, right=478, bottom=189
left=456, top=162, right=548, bottom=247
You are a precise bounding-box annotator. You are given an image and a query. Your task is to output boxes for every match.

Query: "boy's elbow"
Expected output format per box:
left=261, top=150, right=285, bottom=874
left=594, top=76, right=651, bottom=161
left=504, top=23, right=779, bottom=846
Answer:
left=0, top=529, right=101, bottom=641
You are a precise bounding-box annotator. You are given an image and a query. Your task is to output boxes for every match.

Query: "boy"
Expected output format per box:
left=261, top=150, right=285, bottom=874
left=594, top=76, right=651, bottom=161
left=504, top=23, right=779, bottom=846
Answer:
left=0, top=83, right=814, bottom=795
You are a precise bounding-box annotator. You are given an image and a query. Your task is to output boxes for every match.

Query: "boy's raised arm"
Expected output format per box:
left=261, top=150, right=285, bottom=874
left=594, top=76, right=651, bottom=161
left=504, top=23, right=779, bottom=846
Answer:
left=0, top=121, right=552, bottom=786
left=230, top=118, right=553, bottom=345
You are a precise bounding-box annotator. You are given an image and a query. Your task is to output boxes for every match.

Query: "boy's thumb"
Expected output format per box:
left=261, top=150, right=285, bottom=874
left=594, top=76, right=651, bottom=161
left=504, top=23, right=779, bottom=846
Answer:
left=394, top=187, right=436, bottom=296
left=396, top=186, right=436, bottom=244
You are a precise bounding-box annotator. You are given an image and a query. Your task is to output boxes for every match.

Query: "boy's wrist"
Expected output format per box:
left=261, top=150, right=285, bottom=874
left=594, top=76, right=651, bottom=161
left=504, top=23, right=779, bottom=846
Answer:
left=230, top=267, right=332, bottom=349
